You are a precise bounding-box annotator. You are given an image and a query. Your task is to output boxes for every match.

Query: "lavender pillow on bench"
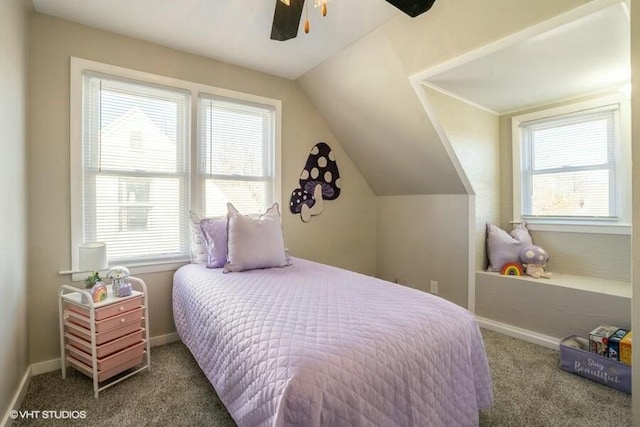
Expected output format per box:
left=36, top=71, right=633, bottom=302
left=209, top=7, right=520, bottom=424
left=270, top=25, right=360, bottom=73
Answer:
left=486, top=222, right=532, bottom=271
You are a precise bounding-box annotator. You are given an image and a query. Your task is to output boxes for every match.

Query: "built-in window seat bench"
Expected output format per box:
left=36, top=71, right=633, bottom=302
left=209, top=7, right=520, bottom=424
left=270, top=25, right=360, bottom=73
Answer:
left=475, top=271, right=631, bottom=347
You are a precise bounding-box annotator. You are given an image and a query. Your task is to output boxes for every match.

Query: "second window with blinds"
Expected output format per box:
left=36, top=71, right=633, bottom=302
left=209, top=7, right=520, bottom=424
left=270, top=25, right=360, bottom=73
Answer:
left=72, top=58, right=280, bottom=268
left=198, top=95, right=275, bottom=217
left=511, top=93, right=631, bottom=232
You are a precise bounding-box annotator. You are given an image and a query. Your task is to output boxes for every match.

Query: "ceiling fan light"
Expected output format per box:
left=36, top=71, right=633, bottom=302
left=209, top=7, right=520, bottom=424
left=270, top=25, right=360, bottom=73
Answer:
left=321, top=3, right=327, bottom=16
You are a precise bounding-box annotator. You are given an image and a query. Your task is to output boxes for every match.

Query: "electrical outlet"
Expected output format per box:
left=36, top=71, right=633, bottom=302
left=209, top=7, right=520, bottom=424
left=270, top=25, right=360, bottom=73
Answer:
left=430, top=280, right=438, bottom=294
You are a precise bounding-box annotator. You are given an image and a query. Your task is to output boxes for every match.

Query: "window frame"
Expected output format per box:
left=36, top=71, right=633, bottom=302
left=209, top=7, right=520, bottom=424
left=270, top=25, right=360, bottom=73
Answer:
left=70, top=58, right=282, bottom=280
left=81, top=72, right=192, bottom=266
left=511, top=93, right=631, bottom=235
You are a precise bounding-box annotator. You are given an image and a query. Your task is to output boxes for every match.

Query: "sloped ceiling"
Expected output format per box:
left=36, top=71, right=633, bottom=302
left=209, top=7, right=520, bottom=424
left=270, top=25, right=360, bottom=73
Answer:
left=298, top=31, right=467, bottom=195
left=298, top=0, right=592, bottom=196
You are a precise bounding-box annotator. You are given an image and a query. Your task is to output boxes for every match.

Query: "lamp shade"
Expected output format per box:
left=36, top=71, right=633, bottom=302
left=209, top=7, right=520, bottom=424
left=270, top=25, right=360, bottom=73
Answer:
left=79, top=242, right=107, bottom=271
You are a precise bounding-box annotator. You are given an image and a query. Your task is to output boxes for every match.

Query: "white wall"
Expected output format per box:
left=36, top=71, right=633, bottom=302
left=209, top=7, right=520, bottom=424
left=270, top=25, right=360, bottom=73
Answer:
left=27, top=14, right=377, bottom=364
left=0, top=0, right=30, bottom=418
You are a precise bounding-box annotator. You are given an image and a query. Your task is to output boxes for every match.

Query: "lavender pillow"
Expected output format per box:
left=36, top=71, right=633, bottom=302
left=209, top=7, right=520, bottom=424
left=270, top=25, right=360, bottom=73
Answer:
left=224, top=203, right=290, bottom=273
left=200, top=218, right=228, bottom=268
left=486, top=222, right=533, bottom=271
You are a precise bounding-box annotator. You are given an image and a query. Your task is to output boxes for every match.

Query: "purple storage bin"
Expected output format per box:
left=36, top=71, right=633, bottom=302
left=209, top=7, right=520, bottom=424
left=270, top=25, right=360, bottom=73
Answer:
left=560, top=335, right=631, bottom=394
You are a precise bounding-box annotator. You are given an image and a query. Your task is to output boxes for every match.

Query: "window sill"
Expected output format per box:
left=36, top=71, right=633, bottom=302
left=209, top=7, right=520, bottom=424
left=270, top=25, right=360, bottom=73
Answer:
left=60, top=259, right=190, bottom=283
left=512, top=220, right=631, bottom=235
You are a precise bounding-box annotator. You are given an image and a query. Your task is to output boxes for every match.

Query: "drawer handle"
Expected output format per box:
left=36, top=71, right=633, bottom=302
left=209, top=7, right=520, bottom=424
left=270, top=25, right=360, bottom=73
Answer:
left=119, top=306, right=125, bottom=311
left=120, top=318, right=126, bottom=323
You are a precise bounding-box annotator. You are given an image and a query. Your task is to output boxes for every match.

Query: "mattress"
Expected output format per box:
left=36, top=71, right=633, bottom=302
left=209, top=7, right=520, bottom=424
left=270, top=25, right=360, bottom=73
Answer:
left=173, top=258, right=492, bottom=426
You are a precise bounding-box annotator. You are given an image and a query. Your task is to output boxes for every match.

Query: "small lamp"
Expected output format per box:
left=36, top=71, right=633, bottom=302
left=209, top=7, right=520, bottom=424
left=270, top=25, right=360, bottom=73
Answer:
left=79, top=242, right=107, bottom=272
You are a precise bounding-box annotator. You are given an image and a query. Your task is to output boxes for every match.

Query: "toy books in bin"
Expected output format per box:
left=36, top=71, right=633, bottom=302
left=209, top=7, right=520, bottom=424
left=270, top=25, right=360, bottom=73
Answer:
left=620, top=332, right=633, bottom=365
left=589, top=325, right=619, bottom=356
left=608, top=329, right=630, bottom=362
left=560, top=335, right=631, bottom=394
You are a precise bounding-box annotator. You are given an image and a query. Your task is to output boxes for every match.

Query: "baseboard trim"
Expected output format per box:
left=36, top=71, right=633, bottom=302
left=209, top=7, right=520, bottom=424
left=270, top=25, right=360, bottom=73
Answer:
left=31, top=358, right=61, bottom=376
left=150, top=332, right=180, bottom=347
left=1, top=367, right=31, bottom=427
left=476, top=316, right=560, bottom=350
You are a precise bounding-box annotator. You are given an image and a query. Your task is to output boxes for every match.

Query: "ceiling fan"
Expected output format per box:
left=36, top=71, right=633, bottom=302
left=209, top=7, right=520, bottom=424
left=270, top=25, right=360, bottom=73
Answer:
left=271, top=0, right=437, bottom=41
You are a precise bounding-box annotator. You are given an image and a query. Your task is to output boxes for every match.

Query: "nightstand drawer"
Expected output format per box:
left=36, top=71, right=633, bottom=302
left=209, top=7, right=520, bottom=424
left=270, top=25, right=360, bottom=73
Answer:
left=68, top=296, right=144, bottom=321
left=65, top=328, right=145, bottom=358
left=66, top=317, right=142, bottom=345
left=66, top=340, right=146, bottom=372
left=67, top=350, right=147, bottom=383
left=67, top=306, right=144, bottom=333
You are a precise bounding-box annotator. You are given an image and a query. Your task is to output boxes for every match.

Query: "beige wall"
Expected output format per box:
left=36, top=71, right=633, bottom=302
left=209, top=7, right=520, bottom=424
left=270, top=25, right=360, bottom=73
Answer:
left=423, top=87, right=500, bottom=271
left=0, top=0, right=31, bottom=418
left=28, top=14, right=377, bottom=364
left=377, top=195, right=469, bottom=307
left=630, top=0, right=639, bottom=423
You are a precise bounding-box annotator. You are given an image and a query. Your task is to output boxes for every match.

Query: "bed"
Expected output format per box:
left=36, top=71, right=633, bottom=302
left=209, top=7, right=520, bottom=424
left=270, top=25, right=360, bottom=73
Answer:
left=173, top=258, right=493, bottom=426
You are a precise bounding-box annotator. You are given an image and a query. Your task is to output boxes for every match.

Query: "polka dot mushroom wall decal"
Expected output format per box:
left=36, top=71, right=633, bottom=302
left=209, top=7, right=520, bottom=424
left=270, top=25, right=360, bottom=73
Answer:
left=289, top=142, right=341, bottom=223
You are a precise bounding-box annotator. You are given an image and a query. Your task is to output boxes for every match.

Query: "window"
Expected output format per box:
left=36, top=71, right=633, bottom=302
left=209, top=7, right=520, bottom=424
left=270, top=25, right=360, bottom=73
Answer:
left=512, top=95, right=631, bottom=233
left=82, top=74, right=190, bottom=264
left=198, top=95, right=275, bottom=217
left=71, top=58, right=281, bottom=273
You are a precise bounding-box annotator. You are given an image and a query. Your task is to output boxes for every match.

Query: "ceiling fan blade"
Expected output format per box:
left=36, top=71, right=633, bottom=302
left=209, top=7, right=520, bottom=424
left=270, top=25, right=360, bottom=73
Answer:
left=271, top=0, right=305, bottom=41
left=385, top=0, right=437, bottom=17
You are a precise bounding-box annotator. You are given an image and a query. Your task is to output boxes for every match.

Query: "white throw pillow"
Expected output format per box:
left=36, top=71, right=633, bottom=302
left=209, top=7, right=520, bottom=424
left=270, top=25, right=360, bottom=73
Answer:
left=224, top=203, right=290, bottom=273
left=189, top=211, right=208, bottom=263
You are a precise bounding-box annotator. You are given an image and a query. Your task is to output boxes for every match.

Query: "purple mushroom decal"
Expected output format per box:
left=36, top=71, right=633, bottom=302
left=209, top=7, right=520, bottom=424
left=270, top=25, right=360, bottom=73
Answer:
left=290, top=142, right=341, bottom=223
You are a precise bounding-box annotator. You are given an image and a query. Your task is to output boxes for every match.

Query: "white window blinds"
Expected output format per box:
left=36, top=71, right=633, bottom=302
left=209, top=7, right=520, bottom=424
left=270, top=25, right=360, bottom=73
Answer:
left=520, top=105, right=619, bottom=219
left=82, top=74, right=190, bottom=264
left=198, top=95, right=275, bottom=217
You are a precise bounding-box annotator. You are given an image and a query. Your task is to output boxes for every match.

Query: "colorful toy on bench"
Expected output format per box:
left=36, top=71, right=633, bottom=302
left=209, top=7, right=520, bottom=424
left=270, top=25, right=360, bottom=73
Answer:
left=519, top=245, right=552, bottom=279
left=500, top=262, right=524, bottom=276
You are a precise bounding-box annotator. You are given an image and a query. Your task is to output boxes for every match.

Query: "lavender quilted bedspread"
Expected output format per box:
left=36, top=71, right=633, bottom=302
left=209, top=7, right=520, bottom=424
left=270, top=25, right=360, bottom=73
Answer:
left=173, top=258, right=492, bottom=426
